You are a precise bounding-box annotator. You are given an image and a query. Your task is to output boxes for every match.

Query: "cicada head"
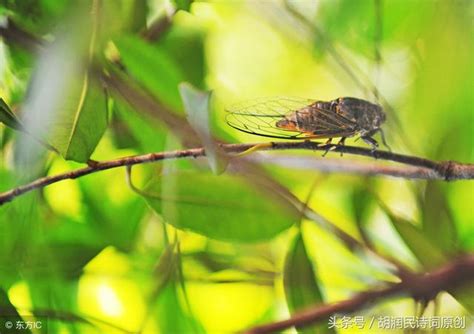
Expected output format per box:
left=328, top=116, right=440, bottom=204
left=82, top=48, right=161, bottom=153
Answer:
left=372, top=105, right=386, bottom=129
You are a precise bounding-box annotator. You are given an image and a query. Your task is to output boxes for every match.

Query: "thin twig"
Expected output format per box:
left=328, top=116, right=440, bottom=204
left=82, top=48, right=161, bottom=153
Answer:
left=0, top=142, right=472, bottom=205
left=141, top=8, right=177, bottom=41
left=245, top=255, right=474, bottom=334
left=251, top=154, right=446, bottom=180
left=268, top=141, right=474, bottom=180
left=0, top=18, right=44, bottom=52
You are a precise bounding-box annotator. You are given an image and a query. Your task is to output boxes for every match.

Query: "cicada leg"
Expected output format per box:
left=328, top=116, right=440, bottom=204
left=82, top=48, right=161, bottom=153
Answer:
left=337, top=137, right=346, bottom=156
left=321, top=138, right=333, bottom=157
left=361, top=135, right=379, bottom=155
left=234, top=142, right=273, bottom=157
left=378, top=128, right=391, bottom=151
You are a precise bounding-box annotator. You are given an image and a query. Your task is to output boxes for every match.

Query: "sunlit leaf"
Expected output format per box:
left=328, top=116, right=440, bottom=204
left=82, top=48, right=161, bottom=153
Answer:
left=315, top=0, right=375, bottom=57
left=186, top=251, right=236, bottom=273
left=154, top=243, right=178, bottom=285
left=150, top=242, right=204, bottom=333
left=384, top=209, right=447, bottom=269
left=16, top=10, right=108, bottom=163
left=179, top=83, right=227, bottom=174
left=316, top=0, right=435, bottom=57
left=407, top=3, right=472, bottom=155
left=350, top=180, right=375, bottom=245
left=0, top=288, right=29, bottom=334
left=0, top=194, right=42, bottom=281
left=144, top=171, right=298, bottom=242
left=50, top=83, right=108, bottom=162
left=79, top=178, right=147, bottom=252
left=284, top=232, right=333, bottom=334
left=449, top=282, right=474, bottom=314
left=3, top=2, right=69, bottom=35
left=160, top=16, right=206, bottom=89
left=155, top=282, right=204, bottom=333
left=38, top=244, right=102, bottom=278
left=112, top=101, right=167, bottom=152
left=173, top=0, right=193, bottom=12
left=421, top=182, right=458, bottom=253
left=115, top=0, right=148, bottom=33
left=115, top=35, right=184, bottom=110
left=27, top=277, right=77, bottom=334
left=44, top=220, right=105, bottom=276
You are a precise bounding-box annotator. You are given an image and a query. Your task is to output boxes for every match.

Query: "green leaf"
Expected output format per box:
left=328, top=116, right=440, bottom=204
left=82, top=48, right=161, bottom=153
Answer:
left=144, top=171, right=298, bottom=242
left=173, top=0, right=193, bottom=11
left=448, top=282, right=474, bottom=314
left=284, top=232, right=333, bottom=334
left=316, top=0, right=375, bottom=57
left=33, top=244, right=102, bottom=278
left=49, top=82, right=108, bottom=162
left=115, top=0, right=148, bottom=33
left=155, top=282, right=204, bottom=333
left=16, top=13, right=109, bottom=163
left=79, top=179, right=147, bottom=252
left=43, top=220, right=105, bottom=276
left=0, top=98, right=23, bottom=130
left=316, top=0, right=436, bottom=57
left=150, top=242, right=204, bottom=333
left=154, top=243, right=178, bottom=285
left=160, top=15, right=206, bottom=89
left=350, top=180, right=375, bottom=245
left=421, top=182, right=458, bottom=253
left=384, top=209, right=447, bottom=269
left=112, top=101, right=167, bottom=152
left=179, top=83, right=227, bottom=174
left=115, top=35, right=184, bottom=110
left=26, top=276, right=78, bottom=334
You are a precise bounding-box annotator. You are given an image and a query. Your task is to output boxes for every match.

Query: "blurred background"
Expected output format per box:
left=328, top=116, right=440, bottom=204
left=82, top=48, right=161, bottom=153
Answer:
left=0, top=0, right=472, bottom=333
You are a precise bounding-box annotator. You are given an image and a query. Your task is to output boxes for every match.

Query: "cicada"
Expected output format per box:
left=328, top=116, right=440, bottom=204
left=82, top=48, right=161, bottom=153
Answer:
left=225, top=96, right=388, bottom=150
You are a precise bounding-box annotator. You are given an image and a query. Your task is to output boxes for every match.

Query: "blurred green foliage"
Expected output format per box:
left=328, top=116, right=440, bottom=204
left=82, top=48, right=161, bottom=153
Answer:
left=0, top=0, right=472, bottom=333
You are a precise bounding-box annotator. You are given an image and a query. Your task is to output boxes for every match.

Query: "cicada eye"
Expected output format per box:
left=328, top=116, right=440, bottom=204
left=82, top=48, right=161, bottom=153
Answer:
left=379, top=110, right=386, bottom=123
left=374, top=105, right=385, bottom=125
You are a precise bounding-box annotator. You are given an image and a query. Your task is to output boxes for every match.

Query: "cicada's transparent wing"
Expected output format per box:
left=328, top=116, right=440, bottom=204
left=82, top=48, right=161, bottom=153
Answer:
left=225, top=96, right=359, bottom=139
left=225, top=96, right=317, bottom=139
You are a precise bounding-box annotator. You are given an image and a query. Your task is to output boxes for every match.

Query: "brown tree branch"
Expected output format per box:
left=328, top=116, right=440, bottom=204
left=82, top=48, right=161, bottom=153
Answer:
left=0, top=142, right=472, bottom=205
left=269, top=141, right=474, bottom=180
left=0, top=18, right=44, bottom=52
left=245, top=255, right=474, bottom=334
left=251, top=154, right=449, bottom=179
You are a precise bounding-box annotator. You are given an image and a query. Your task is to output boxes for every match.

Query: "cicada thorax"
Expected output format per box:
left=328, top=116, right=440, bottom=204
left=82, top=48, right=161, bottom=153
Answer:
left=333, top=97, right=385, bottom=134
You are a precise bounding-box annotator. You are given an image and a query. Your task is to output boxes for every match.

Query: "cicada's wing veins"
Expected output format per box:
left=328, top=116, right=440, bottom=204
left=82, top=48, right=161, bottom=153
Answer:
left=283, top=106, right=358, bottom=135
left=225, top=97, right=318, bottom=139
left=225, top=97, right=358, bottom=139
